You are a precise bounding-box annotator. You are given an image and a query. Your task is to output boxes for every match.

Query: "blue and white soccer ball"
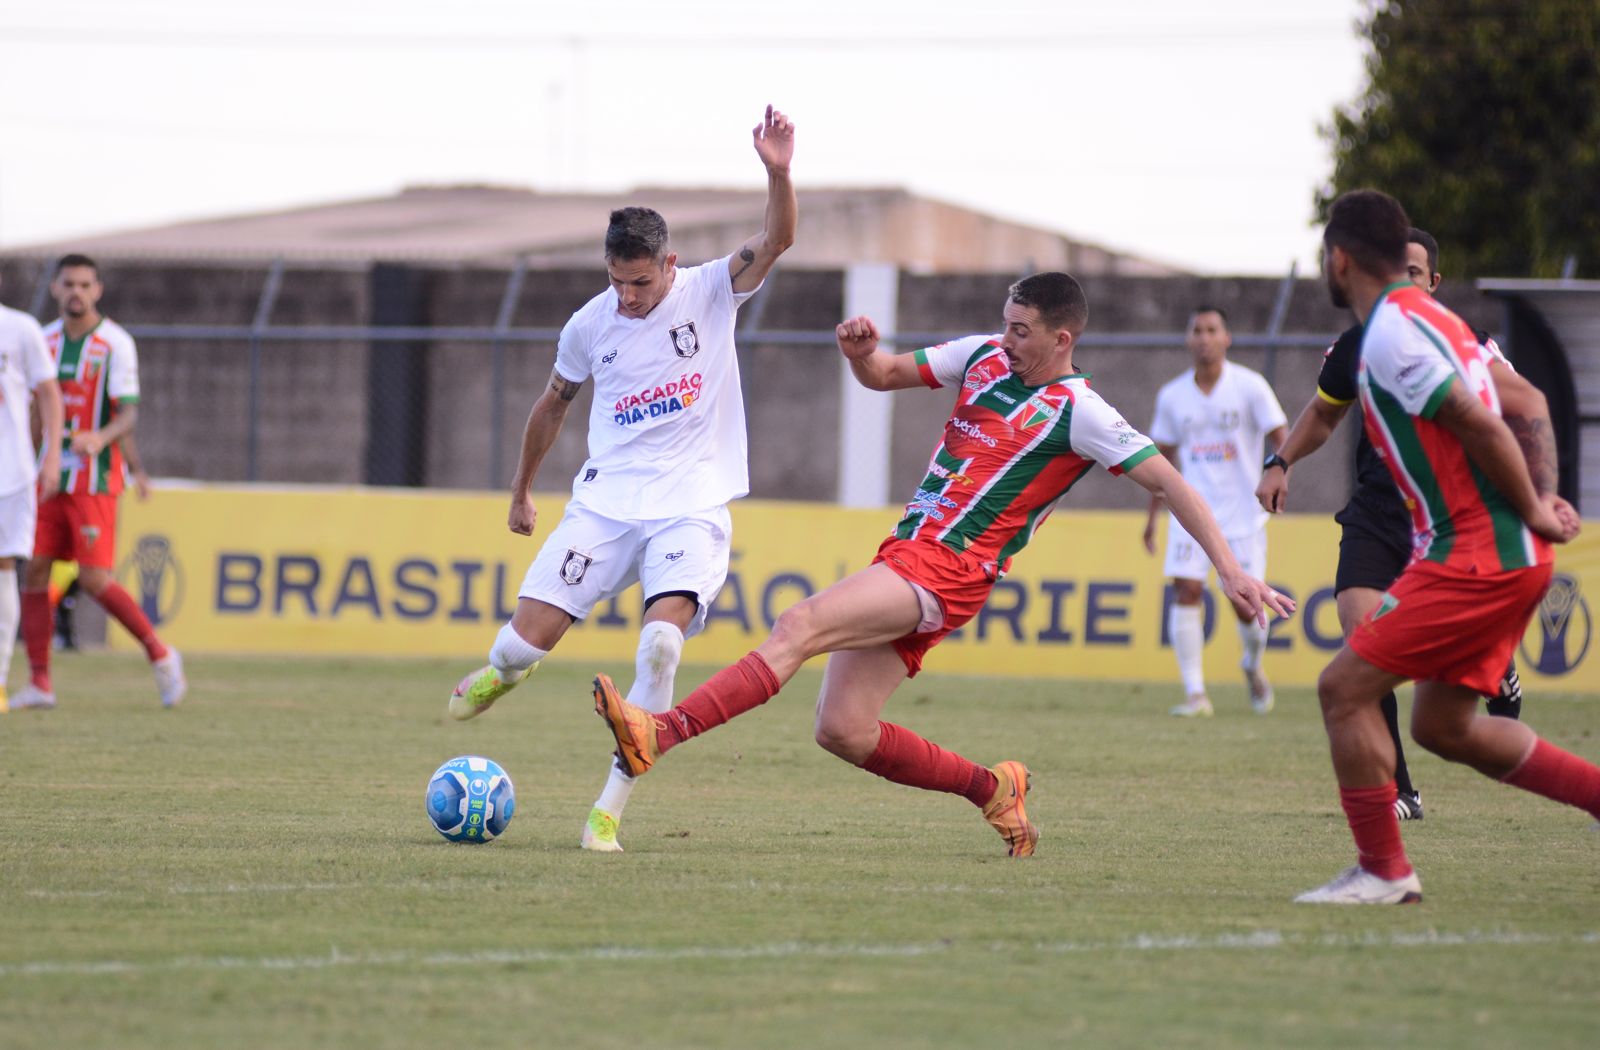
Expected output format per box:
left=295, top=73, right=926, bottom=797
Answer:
left=426, top=755, right=516, bottom=843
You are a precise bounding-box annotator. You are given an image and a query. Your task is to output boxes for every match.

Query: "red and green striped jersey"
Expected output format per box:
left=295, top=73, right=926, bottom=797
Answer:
left=896, top=335, right=1158, bottom=573
left=42, top=318, right=140, bottom=497
left=1358, top=284, right=1550, bottom=572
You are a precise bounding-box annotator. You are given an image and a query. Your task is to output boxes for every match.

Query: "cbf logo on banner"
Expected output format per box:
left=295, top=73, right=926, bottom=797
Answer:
left=1521, top=573, right=1591, bottom=676
left=115, top=535, right=185, bottom=627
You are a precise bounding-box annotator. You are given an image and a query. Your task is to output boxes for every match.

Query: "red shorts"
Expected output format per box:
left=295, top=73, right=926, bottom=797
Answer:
left=34, top=492, right=119, bottom=569
left=1349, top=559, right=1552, bottom=694
left=872, top=536, right=998, bottom=677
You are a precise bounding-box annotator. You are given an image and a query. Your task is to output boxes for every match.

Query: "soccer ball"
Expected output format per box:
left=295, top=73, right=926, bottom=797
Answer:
left=426, top=755, right=516, bottom=843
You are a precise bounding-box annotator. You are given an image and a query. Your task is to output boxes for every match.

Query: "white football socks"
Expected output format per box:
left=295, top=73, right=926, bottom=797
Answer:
left=595, top=621, right=684, bottom=817
left=1169, top=602, right=1206, bottom=696
left=489, top=622, right=546, bottom=679
left=1238, top=617, right=1269, bottom=673
left=0, top=567, right=17, bottom=688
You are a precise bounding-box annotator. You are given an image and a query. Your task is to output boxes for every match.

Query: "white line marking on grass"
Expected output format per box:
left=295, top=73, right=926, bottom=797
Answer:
left=2, top=929, right=1595, bottom=979
left=28, top=882, right=354, bottom=899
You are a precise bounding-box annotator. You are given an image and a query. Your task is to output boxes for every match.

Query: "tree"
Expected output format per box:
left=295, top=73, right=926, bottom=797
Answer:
left=1317, top=1, right=1600, bottom=278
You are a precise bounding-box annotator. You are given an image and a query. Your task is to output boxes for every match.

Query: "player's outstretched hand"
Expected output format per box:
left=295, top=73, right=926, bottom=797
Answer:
left=836, top=316, right=880, bottom=361
left=752, top=104, right=794, bottom=172
left=1529, top=493, right=1581, bottom=544
left=1141, top=517, right=1157, bottom=555
left=1220, top=570, right=1297, bottom=627
left=508, top=492, right=537, bottom=536
left=1256, top=468, right=1288, bottom=514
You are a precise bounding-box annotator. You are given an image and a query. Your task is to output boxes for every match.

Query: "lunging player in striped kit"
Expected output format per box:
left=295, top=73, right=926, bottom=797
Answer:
left=595, top=272, right=1293, bottom=856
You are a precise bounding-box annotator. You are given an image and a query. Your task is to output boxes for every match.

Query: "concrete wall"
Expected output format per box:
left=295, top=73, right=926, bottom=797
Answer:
left=0, top=256, right=1505, bottom=515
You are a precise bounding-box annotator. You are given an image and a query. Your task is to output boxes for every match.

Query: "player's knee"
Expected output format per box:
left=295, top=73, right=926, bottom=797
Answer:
left=77, top=567, right=111, bottom=597
left=1315, top=667, right=1353, bottom=717
left=813, top=714, right=871, bottom=764
left=1173, top=579, right=1204, bottom=605
left=771, top=600, right=822, bottom=656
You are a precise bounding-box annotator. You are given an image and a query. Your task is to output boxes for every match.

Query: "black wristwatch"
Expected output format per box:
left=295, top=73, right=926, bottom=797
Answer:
left=1262, top=452, right=1289, bottom=472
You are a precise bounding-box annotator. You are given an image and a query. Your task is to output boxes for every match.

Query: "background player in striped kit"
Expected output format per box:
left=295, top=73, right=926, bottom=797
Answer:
left=0, top=275, right=62, bottom=712
left=1258, top=228, right=1539, bottom=821
left=1296, top=190, right=1596, bottom=905
left=10, top=255, right=185, bottom=710
left=595, top=273, right=1294, bottom=856
left=1143, top=307, right=1287, bottom=717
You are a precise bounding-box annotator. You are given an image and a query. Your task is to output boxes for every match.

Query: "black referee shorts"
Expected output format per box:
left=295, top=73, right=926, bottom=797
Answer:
left=1335, top=517, right=1412, bottom=595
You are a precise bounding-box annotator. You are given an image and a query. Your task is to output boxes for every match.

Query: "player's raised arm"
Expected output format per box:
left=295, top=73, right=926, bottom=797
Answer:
left=1126, top=453, right=1296, bottom=624
left=507, top=366, right=584, bottom=536
left=836, top=316, right=925, bottom=391
left=729, top=105, right=797, bottom=295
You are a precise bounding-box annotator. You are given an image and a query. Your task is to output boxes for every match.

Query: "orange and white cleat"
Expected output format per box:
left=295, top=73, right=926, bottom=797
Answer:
left=983, top=760, right=1039, bottom=858
left=593, top=673, right=663, bottom=777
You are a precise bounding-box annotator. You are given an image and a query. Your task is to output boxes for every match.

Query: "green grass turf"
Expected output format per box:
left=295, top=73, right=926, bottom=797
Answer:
left=1, top=652, right=1597, bottom=1049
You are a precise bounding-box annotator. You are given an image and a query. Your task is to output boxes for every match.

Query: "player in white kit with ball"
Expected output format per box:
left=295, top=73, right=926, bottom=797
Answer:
left=445, top=106, right=797, bottom=853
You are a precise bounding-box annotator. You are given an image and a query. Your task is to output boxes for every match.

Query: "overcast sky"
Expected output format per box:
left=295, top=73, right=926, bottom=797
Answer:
left=0, top=0, right=1368, bottom=275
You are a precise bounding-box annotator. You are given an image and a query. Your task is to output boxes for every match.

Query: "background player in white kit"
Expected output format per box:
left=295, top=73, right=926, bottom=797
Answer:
left=0, top=281, right=63, bottom=712
left=1143, top=307, right=1287, bottom=717
left=446, top=105, right=796, bottom=853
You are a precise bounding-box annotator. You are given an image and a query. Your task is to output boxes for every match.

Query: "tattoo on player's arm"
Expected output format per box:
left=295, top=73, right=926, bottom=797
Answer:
left=730, top=247, right=757, bottom=282
left=550, top=373, right=582, bottom=402
left=1506, top=414, right=1559, bottom=496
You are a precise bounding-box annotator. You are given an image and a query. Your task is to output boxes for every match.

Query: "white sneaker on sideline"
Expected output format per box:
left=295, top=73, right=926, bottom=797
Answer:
left=9, top=684, right=57, bottom=710
left=1295, top=864, right=1422, bottom=904
left=153, top=649, right=187, bottom=707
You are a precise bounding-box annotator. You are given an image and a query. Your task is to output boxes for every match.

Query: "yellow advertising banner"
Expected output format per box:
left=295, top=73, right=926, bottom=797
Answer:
left=113, top=485, right=1600, bottom=692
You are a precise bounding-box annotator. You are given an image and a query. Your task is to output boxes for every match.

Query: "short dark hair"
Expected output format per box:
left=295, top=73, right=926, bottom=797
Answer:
left=1007, top=271, right=1088, bottom=335
left=604, top=207, right=670, bottom=262
left=54, top=253, right=99, bottom=277
left=1191, top=305, right=1229, bottom=328
left=1407, top=227, right=1439, bottom=276
left=1323, top=190, right=1410, bottom=277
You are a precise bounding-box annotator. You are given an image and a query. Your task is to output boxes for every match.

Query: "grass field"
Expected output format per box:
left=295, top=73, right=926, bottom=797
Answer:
left=2, top=652, right=1597, bottom=1049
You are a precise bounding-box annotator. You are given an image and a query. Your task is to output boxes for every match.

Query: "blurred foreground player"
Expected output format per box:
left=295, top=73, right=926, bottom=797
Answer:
left=1296, top=190, right=1596, bottom=905
left=444, top=106, right=797, bottom=853
left=595, top=272, right=1293, bottom=856
left=1258, top=227, right=1538, bottom=820
left=0, top=277, right=62, bottom=712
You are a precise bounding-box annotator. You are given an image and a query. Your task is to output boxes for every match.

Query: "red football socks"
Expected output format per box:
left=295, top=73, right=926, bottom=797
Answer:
left=657, top=651, right=783, bottom=754
left=1502, top=738, right=1600, bottom=819
left=1339, top=783, right=1413, bottom=880
left=862, top=721, right=997, bottom=807
left=95, top=583, right=169, bottom=662
left=21, top=589, right=52, bottom=691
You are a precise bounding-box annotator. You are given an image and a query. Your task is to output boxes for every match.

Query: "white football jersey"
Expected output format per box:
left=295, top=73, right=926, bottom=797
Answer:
left=1150, top=361, right=1287, bottom=536
left=0, top=304, right=55, bottom=496
left=553, top=256, right=761, bottom=520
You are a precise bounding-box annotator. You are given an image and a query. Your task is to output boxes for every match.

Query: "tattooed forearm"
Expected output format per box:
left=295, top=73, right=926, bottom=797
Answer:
left=550, top=373, right=582, bottom=402
left=1506, top=414, right=1558, bottom=496
left=730, top=246, right=757, bottom=282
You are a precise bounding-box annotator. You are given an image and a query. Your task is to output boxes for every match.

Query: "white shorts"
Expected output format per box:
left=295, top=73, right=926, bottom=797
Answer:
left=0, top=484, right=37, bottom=559
left=520, top=502, right=732, bottom=638
left=1163, top=518, right=1266, bottom=582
